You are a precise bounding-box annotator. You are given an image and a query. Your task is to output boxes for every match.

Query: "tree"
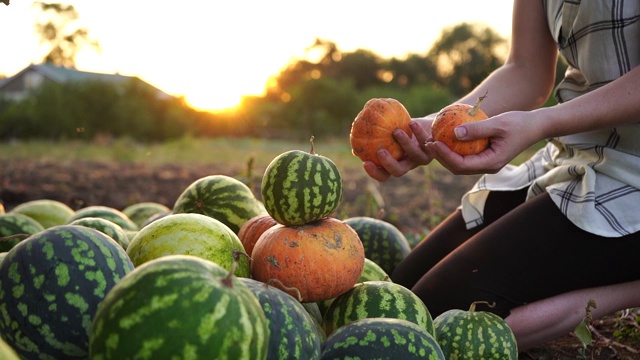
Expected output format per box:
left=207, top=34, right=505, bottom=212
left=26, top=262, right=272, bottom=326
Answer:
left=33, top=2, right=100, bottom=67
left=428, top=22, right=507, bottom=96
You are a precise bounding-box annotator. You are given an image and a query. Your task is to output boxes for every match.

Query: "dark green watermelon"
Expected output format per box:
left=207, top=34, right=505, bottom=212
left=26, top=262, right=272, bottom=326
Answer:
left=67, top=205, right=138, bottom=231
left=0, top=213, right=45, bottom=252
left=344, top=216, right=411, bottom=274
left=90, top=255, right=269, bottom=359
left=0, top=225, right=134, bottom=359
left=68, top=216, right=130, bottom=250
left=321, top=318, right=445, bottom=360
left=240, top=277, right=322, bottom=359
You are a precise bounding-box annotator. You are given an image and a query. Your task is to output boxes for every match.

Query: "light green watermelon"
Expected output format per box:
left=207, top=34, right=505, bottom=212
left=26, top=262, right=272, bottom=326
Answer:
left=9, top=199, right=75, bottom=228
left=121, top=201, right=171, bottom=228
left=126, top=213, right=250, bottom=277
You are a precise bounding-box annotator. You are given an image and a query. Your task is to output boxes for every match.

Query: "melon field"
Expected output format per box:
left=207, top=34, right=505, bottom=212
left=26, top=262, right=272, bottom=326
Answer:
left=1, top=138, right=639, bottom=359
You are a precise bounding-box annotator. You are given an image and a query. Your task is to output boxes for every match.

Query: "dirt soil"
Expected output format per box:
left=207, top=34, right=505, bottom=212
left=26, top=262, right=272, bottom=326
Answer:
left=1, top=158, right=639, bottom=359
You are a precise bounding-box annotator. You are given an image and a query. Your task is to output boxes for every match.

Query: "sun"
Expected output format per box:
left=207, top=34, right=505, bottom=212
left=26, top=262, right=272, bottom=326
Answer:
left=185, top=91, right=244, bottom=113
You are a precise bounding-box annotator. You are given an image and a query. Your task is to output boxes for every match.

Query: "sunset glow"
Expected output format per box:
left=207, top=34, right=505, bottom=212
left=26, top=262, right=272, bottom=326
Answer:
left=0, top=1, right=513, bottom=112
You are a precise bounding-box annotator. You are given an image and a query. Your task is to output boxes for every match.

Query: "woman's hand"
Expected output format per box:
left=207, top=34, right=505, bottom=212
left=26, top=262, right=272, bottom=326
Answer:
left=363, top=116, right=435, bottom=182
left=425, top=110, right=543, bottom=175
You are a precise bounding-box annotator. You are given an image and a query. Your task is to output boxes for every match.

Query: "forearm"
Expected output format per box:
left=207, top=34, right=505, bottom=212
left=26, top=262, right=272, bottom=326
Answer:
left=535, top=64, right=640, bottom=139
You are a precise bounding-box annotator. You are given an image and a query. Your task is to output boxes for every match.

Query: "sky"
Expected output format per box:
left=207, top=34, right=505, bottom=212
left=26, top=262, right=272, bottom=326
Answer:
left=0, top=1, right=514, bottom=111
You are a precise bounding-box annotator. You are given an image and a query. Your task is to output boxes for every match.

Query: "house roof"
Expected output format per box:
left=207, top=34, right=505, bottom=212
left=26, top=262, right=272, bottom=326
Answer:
left=0, top=62, right=172, bottom=99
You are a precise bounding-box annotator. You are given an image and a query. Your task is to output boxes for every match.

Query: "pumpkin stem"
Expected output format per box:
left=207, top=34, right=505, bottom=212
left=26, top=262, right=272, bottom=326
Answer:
left=221, top=261, right=239, bottom=288
left=266, top=278, right=303, bottom=302
left=309, top=135, right=316, bottom=155
left=469, top=300, right=496, bottom=312
left=468, top=90, right=488, bottom=117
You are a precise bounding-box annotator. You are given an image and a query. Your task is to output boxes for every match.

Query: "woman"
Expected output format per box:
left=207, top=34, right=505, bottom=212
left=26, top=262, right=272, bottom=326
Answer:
left=364, top=0, right=640, bottom=351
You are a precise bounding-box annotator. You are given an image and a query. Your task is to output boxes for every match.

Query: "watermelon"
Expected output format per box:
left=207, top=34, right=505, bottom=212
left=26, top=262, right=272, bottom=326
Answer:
left=9, top=199, right=75, bottom=228
left=89, top=255, right=269, bottom=360
left=0, top=212, right=45, bottom=252
left=322, top=280, right=435, bottom=338
left=0, top=225, right=134, bottom=359
left=320, top=318, right=445, bottom=360
left=433, top=302, right=518, bottom=360
left=172, top=174, right=267, bottom=234
left=0, top=252, right=7, bottom=264
left=126, top=213, right=250, bottom=277
left=68, top=217, right=130, bottom=250
left=261, top=146, right=343, bottom=226
left=121, top=201, right=171, bottom=228
left=344, top=216, right=411, bottom=275
left=67, top=205, right=138, bottom=231
left=239, top=277, right=323, bottom=359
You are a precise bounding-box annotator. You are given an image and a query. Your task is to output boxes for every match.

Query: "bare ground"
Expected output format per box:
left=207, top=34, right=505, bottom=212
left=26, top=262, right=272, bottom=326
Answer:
left=1, top=158, right=639, bottom=359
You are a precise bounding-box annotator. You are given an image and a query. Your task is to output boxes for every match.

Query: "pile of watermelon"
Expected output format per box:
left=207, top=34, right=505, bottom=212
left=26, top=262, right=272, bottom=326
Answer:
left=0, top=143, right=518, bottom=359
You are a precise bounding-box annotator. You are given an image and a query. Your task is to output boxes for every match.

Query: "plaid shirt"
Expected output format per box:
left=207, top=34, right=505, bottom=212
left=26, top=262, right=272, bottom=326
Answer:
left=460, top=0, right=640, bottom=237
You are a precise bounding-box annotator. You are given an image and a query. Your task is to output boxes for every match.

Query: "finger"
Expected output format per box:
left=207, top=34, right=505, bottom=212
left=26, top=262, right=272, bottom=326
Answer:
left=454, top=119, right=491, bottom=142
left=363, top=161, right=390, bottom=182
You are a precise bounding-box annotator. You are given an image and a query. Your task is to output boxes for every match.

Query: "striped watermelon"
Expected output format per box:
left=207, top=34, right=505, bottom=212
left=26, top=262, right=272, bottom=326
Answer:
left=0, top=213, right=45, bottom=252
left=261, top=145, right=343, bottom=226
left=9, top=199, right=75, bottom=229
left=322, top=280, right=435, bottom=338
left=344, top=216, right=411, bottom=275
left=121, top=201, right=171, bottom=228
left=126, top=213, right=250, bottom=277
left=67, top=205, right=139, bottom=231
left=434, top=302, right=518, bottom=360
left=172, top=174, right=267, bottom=234
left=239, top=277, right=323, bottom=359
left=0, top=225, right=134, bottom=359
left=321, top=318, right=445, bottom=360
left=90, top=255, right=269, bottom=360
left=68, top=217, right=130, bottom=250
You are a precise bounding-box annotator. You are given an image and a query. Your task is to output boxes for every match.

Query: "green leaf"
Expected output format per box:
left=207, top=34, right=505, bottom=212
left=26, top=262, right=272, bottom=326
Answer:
left=574, top=319, right=593, bottom=347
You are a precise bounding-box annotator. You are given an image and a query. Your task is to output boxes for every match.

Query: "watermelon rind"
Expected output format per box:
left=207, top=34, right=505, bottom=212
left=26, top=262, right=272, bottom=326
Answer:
left=89, top=255, right=269, bottom=360
left=68, top=216, right=130, bottom=250
left=320, top=318, right=445, bottom=360
left=121, top=201, right=171, bottom=228
left=67, top=205, right=138, bottom=231
left=0, top=225, right=134, bottom=359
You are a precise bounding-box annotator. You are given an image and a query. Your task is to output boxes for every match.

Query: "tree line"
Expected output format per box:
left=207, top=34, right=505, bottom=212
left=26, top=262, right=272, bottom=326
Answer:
left=0, top=21, right=565, bottom=142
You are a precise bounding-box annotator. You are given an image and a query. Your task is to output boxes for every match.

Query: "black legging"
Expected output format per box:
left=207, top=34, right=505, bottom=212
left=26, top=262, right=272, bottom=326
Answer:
left=390, top=189, right=640, bottom=318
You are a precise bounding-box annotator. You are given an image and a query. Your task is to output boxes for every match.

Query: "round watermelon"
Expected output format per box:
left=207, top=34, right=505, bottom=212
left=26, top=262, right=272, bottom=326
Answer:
left=322, top=280, right=435, bottom=338
left=344, top=216, right=411, bottom=275
left=9, top=199, right=75, bottom=229
left=121, top=201, right=171, bottom=228
left=434, top=302, right=518, bottom=360
left=126, top=213, right=250, bottom=277
left=67, top=205, right=138, bottom=231
left=172, top=174, right=267, bottom=234
left=68, top=217, right=130, bottom=250
left=0, top=225, right=134, bottom=359
left=261, top=147, right=343, bottom=226
left=0, top=212, right=45, bottom=252
left=239, top=277, right=323, bottom=359
left=321, top=318, right=445, bottom=360
left=90, top=255, right=269, bottom=360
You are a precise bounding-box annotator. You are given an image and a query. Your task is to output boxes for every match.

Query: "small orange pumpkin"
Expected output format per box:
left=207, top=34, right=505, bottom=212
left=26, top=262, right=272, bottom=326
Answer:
left=431, top=93, right=490, bottom=156
left=350, top=98, right=413, bottom=166
left=237, top=214, right=278, bottom=256
left=251, top=217, right=365, bottom=302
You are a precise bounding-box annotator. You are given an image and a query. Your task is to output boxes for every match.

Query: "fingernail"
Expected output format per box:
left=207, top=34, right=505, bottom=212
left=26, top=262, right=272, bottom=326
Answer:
left=409, top=121, right=420, bottom=131
left=377, top=149, right=388, bottom=158
left=454, top=126, right=467, bottom=139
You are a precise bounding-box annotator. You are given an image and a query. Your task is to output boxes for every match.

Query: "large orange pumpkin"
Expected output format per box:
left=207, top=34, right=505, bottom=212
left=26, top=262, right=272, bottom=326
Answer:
left=237, top=214, right=278, bottom=256
left=431, top=93, right=490, bottom=156
left=251, top=217, right=365, bottom=303
left=350, top=98, right=413, bottom=166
